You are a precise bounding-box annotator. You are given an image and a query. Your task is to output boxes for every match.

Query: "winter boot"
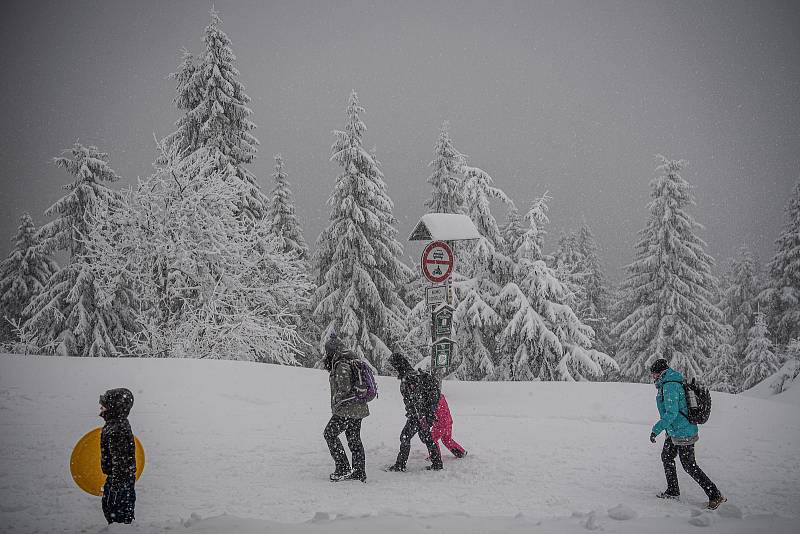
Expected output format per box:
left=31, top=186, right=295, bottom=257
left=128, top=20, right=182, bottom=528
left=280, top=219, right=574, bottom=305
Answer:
left=707, top=495, right=727, bottom=510
left=340, top=470, right=367, bottom=482
left=656, top=491, right=680, bottom=500
left=385, top=463, right=406, bottom=472
left=426, top=458, right=444, bottom=471
left=451, top=448, right=466, bottom=458
left=329, top=468, right=352, bottom=482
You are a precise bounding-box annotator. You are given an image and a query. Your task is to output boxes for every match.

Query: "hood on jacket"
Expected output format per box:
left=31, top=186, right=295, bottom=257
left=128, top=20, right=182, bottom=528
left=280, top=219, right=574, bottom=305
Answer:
left=389, top=353, right=414, bottom=378
left=100, top=388, right=134, bottom=420
left=655, top=367, right=684, bottom=388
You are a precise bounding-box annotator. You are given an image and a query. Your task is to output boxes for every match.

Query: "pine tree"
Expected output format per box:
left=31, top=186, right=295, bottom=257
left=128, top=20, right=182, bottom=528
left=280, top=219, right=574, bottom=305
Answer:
left=575, top=224, right=614, bottom=356
left=706, top=340, right=739, bottom=393
left=267, top=154, right=309, bottom=261
left=497, top=195, right=617, bottom=381
left=762, top=178, right=800, bottom=345
left=0, top=214, right=58, bottom=342
left=312, top=91, right=412, bottom=372
left=720, top=245, right=762, bottom=362
left=24, top=143, right=136, bottom=357
left=161, top=9, right=268, bottom=222
left=84, top=143, right=311, bottom=362
left=552, top=226, right=614, bottom=358
left=451, top=165, right=514, bottom=380
left=613, top=156, right=726, bottom=381
left=742, top=313, right=781, bottom=389
left=425, top=121, right=466, bottom=215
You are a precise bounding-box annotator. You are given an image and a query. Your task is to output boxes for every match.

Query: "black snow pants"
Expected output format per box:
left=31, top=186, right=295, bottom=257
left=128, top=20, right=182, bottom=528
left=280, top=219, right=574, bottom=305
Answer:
left=396, top=416, right=443, bottom=469
left=324, top=415, right=365, bottom=476
left=102, top=480, right=136, bottom=524
left=661, top=438, right=721, bottom=499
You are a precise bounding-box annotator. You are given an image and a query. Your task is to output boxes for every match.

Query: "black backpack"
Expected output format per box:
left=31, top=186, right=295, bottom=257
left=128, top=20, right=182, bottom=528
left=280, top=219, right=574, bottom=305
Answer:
left=662, top=378, right=712, bottom=425
left=416, top=371, right=441, bottom=414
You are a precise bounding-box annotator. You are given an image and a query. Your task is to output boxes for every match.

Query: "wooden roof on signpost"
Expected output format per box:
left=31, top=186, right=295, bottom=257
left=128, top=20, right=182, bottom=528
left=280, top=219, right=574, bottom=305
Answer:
left=408, top=213, right=481, bottom=241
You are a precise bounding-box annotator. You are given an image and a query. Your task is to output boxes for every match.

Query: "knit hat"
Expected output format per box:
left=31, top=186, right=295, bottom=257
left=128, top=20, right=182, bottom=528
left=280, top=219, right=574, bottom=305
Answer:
left=650, top=358, right=669, bottom=375
left=324, top=333, right=347, bottom=358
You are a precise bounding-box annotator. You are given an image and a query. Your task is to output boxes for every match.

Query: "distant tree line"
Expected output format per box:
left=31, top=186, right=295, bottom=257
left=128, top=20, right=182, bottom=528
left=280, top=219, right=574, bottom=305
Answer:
left=1, top=10, right=798, bottom=392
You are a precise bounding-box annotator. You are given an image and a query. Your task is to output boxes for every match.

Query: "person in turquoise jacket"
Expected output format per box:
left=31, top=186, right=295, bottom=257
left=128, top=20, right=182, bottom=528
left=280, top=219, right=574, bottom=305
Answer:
left=649, top=358, right=726, bottom=509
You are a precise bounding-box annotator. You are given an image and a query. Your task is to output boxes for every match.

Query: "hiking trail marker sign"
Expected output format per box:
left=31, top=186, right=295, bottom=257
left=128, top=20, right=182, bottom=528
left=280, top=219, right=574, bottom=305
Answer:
left=421, top=241, right=454, bottom=283
left=433, top=336, right=455, bottom=368
left=425, top=284, right=448, bottom=308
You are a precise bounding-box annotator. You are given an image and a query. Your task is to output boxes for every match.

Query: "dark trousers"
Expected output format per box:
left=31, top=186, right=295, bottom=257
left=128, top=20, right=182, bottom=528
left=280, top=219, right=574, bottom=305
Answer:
left=396, top=416, right=443, bottom=468
left=102, top=480, right=136, bottom=524
left=661, top=438, right=721, bottom=499
left=324, top=415, right=365, bottom=475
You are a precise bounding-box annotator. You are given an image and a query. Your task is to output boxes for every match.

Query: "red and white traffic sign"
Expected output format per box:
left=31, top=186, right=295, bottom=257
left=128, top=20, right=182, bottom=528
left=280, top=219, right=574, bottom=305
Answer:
left=421, top=241, right=454, bottom=283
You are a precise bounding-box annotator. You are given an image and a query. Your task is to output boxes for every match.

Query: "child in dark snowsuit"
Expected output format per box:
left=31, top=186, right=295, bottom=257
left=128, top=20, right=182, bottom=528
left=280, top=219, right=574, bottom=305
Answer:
left=386, top=353, right=443, bottom=471
left=99, top=388, right=137, bottom=524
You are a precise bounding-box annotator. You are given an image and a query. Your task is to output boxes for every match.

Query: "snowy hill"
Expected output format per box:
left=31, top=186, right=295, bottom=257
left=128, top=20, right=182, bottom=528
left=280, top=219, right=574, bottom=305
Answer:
left=1, top=355, right=798, bottom=534
left=742, top=359, right=800, bottom=405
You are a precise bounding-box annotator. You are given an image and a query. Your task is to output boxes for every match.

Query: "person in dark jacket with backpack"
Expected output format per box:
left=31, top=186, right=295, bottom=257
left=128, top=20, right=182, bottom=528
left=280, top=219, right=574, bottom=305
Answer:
left=323, top=333, right=369, bottom=482
left=385, top=353, right=443, bottom=472
left=649, top=358, right=726, bottom=510
left=99, top=388, right=137, bottom=524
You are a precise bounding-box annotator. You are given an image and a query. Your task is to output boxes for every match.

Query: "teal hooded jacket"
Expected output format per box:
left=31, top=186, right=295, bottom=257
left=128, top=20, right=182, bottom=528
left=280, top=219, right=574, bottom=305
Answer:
left=652, top=368, right=698, bottom=439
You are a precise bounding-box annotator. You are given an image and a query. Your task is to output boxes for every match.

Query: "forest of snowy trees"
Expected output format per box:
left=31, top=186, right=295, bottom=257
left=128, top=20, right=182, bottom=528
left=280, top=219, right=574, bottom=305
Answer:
left=1, top=10, right=798, bottom=392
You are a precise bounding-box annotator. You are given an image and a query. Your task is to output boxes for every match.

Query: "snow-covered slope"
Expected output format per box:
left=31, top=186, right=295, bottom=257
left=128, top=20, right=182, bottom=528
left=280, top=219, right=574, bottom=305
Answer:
left=742, top=359, right=800, bottom=405
left=1, top=355, right=798, bottom=534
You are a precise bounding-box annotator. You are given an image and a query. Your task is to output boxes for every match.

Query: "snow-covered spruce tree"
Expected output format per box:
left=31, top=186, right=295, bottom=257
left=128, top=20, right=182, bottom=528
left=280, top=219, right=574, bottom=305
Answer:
left=161, top=9, right=268, bottom=222
left=741, top=312, right=781, bottom=390
left=496, top=194, right=617, bottom=381
left=266, top=153, right=317, bottom=365
left=613, top=156, right=726, bottom=381
left=85, top=143, right=311, bottom=362
left=312, top=91, right=412, bottom=372
left=575, top=224, right=614, bottom=356
left=0, top=214, right=58, bottom=342
left=720, top=245, right=762, bottom=363
left=553, top=228, right=613, bottom=355
left=24, top=143, right=136, bottom=357
left=501, top=206, right=525, bottom=258
left=705, top=338, right=739, bottom=393
left=268, top=154, right=309, bottom=261
left=425, top=121, right=466, bottom=215
left=450, top=165, right=514, bottom=380
left=761, top=178, right=800, bottom=345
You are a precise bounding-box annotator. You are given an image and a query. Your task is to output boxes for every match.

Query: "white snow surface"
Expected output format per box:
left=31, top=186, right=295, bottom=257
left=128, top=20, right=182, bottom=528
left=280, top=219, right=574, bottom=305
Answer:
left=1, top=355, right=798, bottom=534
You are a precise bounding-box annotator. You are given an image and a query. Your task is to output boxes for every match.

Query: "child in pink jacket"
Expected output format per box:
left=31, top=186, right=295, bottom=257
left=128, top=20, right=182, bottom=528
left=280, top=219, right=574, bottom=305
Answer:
left=430, top=394, right=467, bottom=458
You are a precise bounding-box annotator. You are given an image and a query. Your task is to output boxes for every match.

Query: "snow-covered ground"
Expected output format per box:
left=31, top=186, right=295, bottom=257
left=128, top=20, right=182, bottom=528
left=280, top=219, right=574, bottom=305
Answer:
left=1, top=355, right=798, bottom=534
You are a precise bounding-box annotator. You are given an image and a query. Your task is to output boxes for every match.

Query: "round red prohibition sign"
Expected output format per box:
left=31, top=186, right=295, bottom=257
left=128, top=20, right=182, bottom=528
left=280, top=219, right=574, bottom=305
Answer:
left=421, top=241, right=454, bottom=283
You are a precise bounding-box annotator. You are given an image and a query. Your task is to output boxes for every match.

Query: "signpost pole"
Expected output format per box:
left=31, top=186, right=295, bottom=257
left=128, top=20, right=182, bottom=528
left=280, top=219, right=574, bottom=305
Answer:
left=410, top=214, right=479, bottom=386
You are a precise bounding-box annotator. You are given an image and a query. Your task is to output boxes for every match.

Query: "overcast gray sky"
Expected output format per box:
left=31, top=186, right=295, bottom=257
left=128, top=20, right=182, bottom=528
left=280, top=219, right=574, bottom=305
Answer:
left=1, top=0, right=798, bottom=280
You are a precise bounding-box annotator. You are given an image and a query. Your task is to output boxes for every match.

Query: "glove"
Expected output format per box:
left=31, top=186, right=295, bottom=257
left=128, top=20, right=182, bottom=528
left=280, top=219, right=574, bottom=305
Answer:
left=650, top=432, right=657, bottom=443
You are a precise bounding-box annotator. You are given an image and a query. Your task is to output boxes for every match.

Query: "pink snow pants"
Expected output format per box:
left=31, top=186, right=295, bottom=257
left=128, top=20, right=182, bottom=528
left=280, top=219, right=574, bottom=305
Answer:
left=430, top=394, right=466, bottom=456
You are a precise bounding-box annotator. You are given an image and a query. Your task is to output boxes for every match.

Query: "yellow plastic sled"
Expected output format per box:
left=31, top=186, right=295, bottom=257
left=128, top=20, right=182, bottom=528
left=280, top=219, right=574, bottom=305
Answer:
left=70, top=427, right=145, bottom=496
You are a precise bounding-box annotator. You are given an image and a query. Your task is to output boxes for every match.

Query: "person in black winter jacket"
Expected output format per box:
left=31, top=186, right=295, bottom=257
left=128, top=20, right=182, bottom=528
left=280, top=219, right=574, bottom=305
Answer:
left=99, top=388, right=137, bottom=524
left=385, top=353, right=444, bottom=472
